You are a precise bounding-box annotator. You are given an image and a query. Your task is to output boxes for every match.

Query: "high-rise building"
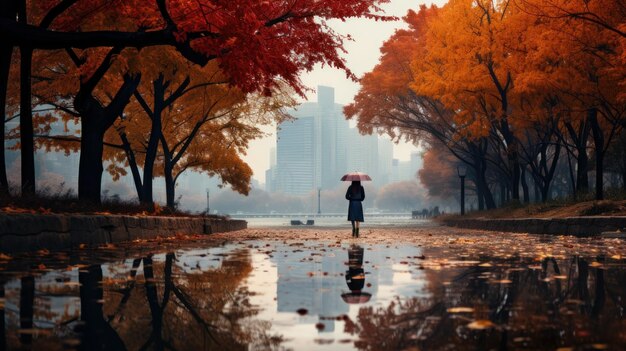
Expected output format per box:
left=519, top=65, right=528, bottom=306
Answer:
left=274, top=103, right=320, bottom=195
left=270, top=86, right=394, bottom=196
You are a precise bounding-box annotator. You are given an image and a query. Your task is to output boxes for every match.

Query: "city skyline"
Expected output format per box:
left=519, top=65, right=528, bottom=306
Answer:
left=267, top=86, right=421, bottom=196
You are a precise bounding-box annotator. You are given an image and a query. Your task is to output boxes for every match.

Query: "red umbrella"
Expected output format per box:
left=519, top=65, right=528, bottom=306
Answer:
left=341, top=172, right=372, bottom=181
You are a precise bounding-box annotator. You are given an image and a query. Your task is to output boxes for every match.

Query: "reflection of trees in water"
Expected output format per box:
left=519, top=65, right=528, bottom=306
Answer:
left=0, top=283, right=5, bottom=351
left=107, top=249, right=282, bottom=351
left=3, top=249, right=282, bottom=350
left=345, top=256, right=626, bottom=350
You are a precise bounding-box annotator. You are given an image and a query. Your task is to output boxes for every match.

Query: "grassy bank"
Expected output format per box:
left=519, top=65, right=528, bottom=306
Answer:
left=444, top=199, right=626, bottom=220
left=0, top=190, right=223, bottom=219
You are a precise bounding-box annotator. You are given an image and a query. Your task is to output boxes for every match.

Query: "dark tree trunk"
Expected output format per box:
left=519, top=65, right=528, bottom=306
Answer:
left=0, top=282, right=5, bottom=351
left=591, top=256, right=605, bottom=318
left=521, top=166, right=530, bottom=203
left=565, top=150, right=577, bottom=198
left=477, top=157, right=496, bottom=209
left=140, top=75, right=166, bottom=205
left=565, top=120, right=591, bottom=196
left=164, top=165, right=175, bottom=208
left=75, top=73, right=140, bottom=204
left=541, top=182, right=550, bottom=203
left=511, top=153, right=520, bottom=201
left=19, top=275, right=34, bottom=345
left=474, top=178, right=485, bottom=211
left=0, top=0, right=17, bottom=196
left=577, top=258, right=590, bottom=304
left=588, top=108, right=604, bottom=200
left=577, top=145, right=590, bottom=194
left=118, top=130, right=143, bottom=201
left=19, top=46, right=35, bottom=195
left=141, top=113, right=161, bottom=205
left=0, top=46, right=11, bottom=194
left=78, top=118, right=105, bottom=203
left=533, top=178, right=541, bottom=202
left=79, top=265, right=126, bottom=351
left=143, top=256, right=164, bottom=351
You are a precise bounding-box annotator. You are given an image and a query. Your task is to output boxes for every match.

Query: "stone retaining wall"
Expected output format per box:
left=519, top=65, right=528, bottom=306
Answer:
left=0, top=213, right=247, bottom=253
left=442, top=216, right=626, bottom=237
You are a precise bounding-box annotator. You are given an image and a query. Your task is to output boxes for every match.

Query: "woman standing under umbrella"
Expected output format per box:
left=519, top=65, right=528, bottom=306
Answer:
left=345, top=180, right=365, bottom=238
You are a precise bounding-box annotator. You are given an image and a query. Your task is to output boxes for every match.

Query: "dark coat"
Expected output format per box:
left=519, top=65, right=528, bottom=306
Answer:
left=346, top=185, right=365, bottom=222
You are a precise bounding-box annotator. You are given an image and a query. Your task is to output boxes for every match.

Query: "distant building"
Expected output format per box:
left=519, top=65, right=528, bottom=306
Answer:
left=269, top=86, right=394, bottom=196
left=391, top=152, right=422, bottom=183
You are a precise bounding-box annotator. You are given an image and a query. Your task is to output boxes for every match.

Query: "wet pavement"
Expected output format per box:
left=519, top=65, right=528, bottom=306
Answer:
left=1, top=226, right=626, bottom=350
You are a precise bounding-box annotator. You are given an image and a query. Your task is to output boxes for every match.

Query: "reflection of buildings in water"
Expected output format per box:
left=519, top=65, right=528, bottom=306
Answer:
left=272, top=248, right=347, bottom=332
left=271, top=245, right=394, bottom=332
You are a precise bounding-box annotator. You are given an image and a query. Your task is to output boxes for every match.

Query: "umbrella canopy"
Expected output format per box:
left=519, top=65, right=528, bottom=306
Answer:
left=341, top=292, right=372, bottom=304
left=341, top=172, right=372, bottom=181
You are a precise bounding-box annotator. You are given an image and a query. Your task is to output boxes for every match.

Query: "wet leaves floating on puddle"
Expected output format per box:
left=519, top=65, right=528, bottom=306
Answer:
left=466, top=320, right=496, bottom=330
left=447, top=307, right=474, bottom=313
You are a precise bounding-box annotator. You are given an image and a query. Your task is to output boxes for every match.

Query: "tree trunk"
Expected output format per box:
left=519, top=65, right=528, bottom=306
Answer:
left=141, top=113, right=161, bottom=205
left=588, top=108, right=604, bottom=200
left=79, top=265, right=127, bottom=351
left=576, top=144, right=589, bottom=195
left=19, top=46, right=35, bottom=195
left=521, top=166, right=530, bottom=203
left=565, top=150, right=577, bottom=198
left=143, top=256, right=164, bottom=351
left=78, top=121, right=104, bottom=203
left=591, top=256, right=605, bottom=317
left=511, top=154, right=520, bottom=201
left=140, top=76, right=165, bottom=205
left=19, top=275, right=34, bottom=345
left=75, top=74, right=140, bottom=204
left=0, top=282, right=5, bottom=351
left=164, top=164, right=175, bottom=208
left=541, top=182, right=550, bottom=202
left=474, top=178, right=485, bottom=211
left=118, top=130, right=143, bottom=202
left=0, top=46, right=11, bottom=194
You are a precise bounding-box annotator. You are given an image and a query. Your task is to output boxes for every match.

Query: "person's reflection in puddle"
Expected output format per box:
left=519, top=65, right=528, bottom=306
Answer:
left=341, top=245, right=372, bottom=304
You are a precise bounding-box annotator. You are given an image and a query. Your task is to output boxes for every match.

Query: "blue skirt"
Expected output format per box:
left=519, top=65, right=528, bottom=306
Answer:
left=347, top=200, right=364, bottom=222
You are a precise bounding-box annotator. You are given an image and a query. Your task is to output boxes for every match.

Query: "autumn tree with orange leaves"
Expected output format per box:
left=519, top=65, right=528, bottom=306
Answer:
left=348, top=0, right=625, bottom=207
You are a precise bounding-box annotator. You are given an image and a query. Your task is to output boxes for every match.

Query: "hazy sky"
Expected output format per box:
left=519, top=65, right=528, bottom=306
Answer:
left=244, top=1, right=448, bottom=184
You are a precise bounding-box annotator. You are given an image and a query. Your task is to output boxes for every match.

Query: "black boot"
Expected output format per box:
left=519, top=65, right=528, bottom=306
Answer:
left=356, top=228, right=359, bottom=238
left=351, top=227, right=355, bottom=237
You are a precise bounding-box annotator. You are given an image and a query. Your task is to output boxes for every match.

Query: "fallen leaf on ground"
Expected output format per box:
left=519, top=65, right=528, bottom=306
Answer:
left=467, top=320, right=495, bottom=330
left=447, top=307, right=474, bottom=313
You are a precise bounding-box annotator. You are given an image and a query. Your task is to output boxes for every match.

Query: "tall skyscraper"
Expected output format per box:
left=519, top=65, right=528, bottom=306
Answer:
left=274, top=103, right=320, bottom=195
left=270, top=86, right=394, bottom=196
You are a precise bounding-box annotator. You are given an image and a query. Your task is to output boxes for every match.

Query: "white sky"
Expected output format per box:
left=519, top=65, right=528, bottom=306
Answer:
left=243, top=1, right=448, bottom=184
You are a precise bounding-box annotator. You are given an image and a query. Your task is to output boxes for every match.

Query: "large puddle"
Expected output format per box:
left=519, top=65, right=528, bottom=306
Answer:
left=1, top=238, right=625, bottom=350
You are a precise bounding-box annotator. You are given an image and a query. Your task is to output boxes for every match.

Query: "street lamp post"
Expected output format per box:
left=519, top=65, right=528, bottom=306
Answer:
left=317, top=187, right=321, bottom=215
left=457, top=166, right=467, bottom=215
left=206, top=189, right=210, bottom=215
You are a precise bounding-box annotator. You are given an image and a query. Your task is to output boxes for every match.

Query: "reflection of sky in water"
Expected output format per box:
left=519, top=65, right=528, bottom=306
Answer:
left=245, top=242, right=428, bottom=350
left=3, top=238, right=626, bottom=350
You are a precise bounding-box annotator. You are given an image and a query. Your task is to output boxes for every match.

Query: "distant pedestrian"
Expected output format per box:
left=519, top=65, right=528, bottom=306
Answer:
left=345, top=180, right=365, bottom=238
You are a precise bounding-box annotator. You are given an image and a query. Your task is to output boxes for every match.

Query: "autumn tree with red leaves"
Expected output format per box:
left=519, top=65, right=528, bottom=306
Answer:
left=1, top=0, right=391, bottom=203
